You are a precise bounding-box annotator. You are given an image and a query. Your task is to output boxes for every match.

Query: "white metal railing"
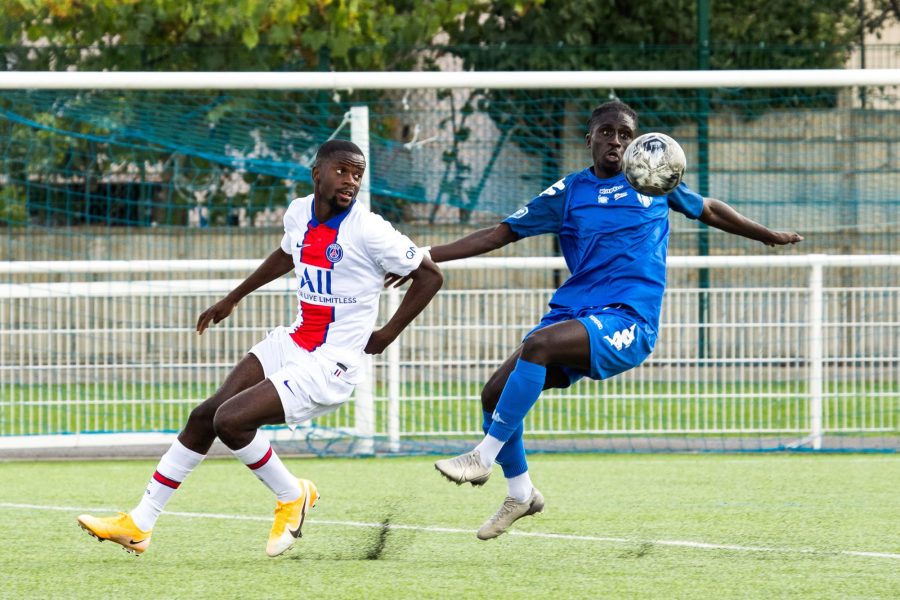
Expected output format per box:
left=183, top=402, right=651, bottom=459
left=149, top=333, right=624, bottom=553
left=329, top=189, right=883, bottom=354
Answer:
left=1, top=254, right=898, bottom=452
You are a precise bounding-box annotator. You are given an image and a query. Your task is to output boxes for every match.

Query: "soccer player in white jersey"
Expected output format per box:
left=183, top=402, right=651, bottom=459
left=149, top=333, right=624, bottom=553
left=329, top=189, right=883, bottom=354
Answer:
left=77, top=140, right=443, bottom=557
left=402, top=100, right=802, bottom=539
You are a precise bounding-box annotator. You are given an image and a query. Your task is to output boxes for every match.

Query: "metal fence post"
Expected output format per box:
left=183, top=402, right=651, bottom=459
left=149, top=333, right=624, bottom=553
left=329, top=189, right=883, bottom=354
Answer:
left=808, top=256, right=825, bottom=449
left=387, top=286, right=401, bottom=452
left=350, top=105, right=375, bottom=455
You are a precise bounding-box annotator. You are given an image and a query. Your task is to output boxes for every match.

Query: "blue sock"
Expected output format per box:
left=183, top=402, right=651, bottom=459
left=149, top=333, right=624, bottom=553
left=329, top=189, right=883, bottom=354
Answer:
left=483, top=410, right=527, bottom=478
left=487, top=358, right=546, bottom=442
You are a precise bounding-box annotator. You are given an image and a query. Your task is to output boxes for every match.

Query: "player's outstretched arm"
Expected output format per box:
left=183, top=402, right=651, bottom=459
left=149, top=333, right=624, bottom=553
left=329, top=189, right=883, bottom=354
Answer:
left=366, top=257, right=443, bottom=355
left=384, top=223, right=518, bottom=288
left=196, top=248, right=294, bottom=335
left=430, top=223, right=519, bottom=262
left=698, top=197, right=804, bottom=247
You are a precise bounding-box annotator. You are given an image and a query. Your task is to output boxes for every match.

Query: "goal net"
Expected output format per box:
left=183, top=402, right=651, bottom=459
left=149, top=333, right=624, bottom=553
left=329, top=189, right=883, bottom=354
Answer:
left=1, top=70, right=898, bottom=455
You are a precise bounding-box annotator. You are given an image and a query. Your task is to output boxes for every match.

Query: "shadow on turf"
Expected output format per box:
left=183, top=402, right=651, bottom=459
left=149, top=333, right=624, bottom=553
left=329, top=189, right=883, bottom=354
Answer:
left=618, top=541, right=654, bottom=559
left=287, top=504, right=407, bottom=561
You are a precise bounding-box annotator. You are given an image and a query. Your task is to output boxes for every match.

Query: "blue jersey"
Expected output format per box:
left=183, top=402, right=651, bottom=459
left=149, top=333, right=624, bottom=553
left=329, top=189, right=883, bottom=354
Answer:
left=503, top=168, right=704, bottom=333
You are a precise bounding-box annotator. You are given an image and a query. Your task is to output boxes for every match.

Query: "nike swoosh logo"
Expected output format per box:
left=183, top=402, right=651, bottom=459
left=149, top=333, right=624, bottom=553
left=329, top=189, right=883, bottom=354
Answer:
left=289, top=501, right=308, bottom=538
left=296, top=243, right=312, bottom=248
left=129, top=538, right=147, bottom=545
left=283, top=380, right=295, bottom=396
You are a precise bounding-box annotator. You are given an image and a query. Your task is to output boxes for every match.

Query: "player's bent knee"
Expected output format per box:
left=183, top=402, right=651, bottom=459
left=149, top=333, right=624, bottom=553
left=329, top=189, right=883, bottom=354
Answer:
left=519, top=332, right=553, bottom=364
left=211, top=405, right=241, bottom=442
left=187, top=401, right=216, bottom=427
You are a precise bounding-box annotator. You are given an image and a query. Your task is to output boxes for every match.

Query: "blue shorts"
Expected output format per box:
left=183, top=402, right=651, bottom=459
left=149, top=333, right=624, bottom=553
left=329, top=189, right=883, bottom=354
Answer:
left=526, top=305, right=657, bottom=386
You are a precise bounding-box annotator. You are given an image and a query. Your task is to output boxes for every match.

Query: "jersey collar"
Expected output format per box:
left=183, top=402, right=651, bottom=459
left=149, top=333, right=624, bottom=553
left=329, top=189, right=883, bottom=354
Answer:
left=584, top=166, right=627, bottom=185
left=310, top=198, right=355, bottom=229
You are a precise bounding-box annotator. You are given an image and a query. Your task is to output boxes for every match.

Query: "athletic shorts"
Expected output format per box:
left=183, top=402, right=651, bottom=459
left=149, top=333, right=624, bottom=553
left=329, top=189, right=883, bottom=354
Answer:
left=249, top=326, right=356, bottom=429
left=527, top=305, right=657, bottom=386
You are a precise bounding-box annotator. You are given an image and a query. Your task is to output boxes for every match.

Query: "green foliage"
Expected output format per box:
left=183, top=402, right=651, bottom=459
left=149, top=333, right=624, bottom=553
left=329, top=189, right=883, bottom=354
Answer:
left=437, top=0, right=867, bottom=152
left=446, top=0, right=860, bottom=66
left=1, top=1, right=487, bottom=225
left=1, top=0, right=484, bottom=71
left=0, top=186, right=28, bottom=225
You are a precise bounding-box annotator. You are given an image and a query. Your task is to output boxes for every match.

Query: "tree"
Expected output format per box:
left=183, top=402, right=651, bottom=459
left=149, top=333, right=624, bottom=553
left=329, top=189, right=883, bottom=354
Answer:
left=0, top=0, right=486, bottom=226
left=2, top=0, right=483, bottom=71
left=433, top=0, right=872, bottom=196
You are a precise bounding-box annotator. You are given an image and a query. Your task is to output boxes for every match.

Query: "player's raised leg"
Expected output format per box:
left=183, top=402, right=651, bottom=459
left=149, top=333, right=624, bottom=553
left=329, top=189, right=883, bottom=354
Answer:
left=434, top=349, right=526, bottom=486
left=436, top=321, right=587, bottom=485
left=77, top=354, right=266, bottom=554
left=212, top=379, right=318, bottom=557
left=473, top=411, right=545, bottom=540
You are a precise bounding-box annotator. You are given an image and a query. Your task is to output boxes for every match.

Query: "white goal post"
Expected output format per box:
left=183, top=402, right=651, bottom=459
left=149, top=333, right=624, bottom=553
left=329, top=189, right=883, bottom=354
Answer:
left=2, top=69, right=900, bottom=90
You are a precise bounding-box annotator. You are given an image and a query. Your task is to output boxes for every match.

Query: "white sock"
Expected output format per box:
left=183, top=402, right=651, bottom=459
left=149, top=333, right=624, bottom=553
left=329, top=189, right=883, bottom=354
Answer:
left=507, top=471, right=534, bottom=503
left=232, top=430, right=302, bottom=502
left=473, top=434, right=504, bottom=468
left=130, top=440, right=205, bottom=531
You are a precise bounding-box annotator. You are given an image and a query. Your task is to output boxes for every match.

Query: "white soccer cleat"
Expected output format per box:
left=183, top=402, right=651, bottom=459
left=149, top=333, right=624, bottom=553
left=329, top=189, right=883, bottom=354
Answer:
left=266, top=478, right=319, bottom=557
left=434, top=450, right=492, bottom=486
left=476, top=488, right=544, bottom=540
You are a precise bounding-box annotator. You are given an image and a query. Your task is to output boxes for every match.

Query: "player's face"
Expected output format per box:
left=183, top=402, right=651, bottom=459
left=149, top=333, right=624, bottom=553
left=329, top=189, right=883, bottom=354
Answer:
left=586, top=112, right=636, bottom=178
left=312, top=152, right=366, bottom=213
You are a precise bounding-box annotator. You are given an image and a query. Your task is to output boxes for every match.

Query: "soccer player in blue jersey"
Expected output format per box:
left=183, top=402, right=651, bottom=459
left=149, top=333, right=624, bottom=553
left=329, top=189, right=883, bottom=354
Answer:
left=425, top=100, right=803, bottom=539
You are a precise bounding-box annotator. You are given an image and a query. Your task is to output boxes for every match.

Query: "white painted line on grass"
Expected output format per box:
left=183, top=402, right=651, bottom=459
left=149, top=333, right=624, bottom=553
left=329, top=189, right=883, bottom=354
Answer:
left=2, top=501, right=897, bottom=560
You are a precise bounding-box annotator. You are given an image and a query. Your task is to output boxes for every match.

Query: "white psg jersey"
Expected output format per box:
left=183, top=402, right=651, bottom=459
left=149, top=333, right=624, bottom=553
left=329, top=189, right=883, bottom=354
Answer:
left=279, top=194, right=424, bottom=383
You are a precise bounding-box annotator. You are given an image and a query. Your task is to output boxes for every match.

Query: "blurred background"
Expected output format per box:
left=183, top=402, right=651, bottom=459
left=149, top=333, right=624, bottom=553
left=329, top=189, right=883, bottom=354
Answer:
left=1, top=1, right=898, bottom=455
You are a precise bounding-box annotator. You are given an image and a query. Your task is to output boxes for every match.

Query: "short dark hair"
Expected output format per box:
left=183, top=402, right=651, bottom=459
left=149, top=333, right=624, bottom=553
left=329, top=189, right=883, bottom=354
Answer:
left=314, top=139, right=365, bottom=166
left=588, top=100, right=638, bottom=132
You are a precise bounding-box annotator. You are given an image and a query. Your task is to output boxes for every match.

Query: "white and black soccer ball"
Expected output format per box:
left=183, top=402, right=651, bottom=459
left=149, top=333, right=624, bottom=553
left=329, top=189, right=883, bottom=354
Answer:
left=623, top=132, right=686, bottom=196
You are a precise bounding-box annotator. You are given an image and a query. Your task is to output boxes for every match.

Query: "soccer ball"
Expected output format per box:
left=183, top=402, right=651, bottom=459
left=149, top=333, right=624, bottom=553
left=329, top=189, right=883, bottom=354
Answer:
left=623, top=132, right=686, bottom=196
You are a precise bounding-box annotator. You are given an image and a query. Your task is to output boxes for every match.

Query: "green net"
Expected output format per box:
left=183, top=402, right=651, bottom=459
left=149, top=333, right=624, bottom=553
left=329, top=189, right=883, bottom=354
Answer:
left=2, top=83, right=899, bottom=261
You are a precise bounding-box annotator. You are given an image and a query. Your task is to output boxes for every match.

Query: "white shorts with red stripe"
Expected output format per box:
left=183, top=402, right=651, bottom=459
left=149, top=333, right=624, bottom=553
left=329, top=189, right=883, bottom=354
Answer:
left=249, top=326, right=356, bottom=429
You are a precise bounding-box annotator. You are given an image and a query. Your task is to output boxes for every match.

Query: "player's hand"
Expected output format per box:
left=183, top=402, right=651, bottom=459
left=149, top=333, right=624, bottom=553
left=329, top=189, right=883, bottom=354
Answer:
left=196, top=298, right=238, bottom=335
left=383, top=272, right=412, bottom=288
left=364, top=328, right=396, bottom=355
left=765, top=231, right=804, bottom=246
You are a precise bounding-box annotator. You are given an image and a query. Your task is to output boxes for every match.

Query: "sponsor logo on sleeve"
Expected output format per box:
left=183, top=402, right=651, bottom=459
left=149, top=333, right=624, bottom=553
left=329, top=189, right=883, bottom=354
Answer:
left=540, top=178, right=567, bottom=197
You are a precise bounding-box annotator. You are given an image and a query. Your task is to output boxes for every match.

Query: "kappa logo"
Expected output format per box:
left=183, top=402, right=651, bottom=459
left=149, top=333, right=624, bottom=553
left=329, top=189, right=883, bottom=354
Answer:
left=540, top=178, right=566, bottom=197
left=491, top=410, right=508, bottom=425
left=604, top=323, right=637, bottom=351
